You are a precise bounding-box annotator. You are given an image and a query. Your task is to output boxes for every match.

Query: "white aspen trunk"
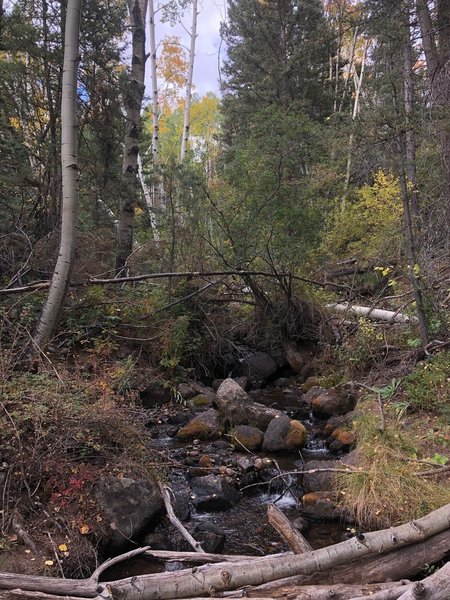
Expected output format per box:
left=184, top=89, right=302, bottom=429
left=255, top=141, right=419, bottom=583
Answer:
left=33, top=0, right=81, bottom=349
left=326, top=302, right=418, bottom=323
left=342, top=38, right=369, bottom=210
left=179, top=0, right=198, bottom=163
left=137, top=153, right=160, bottom=240
left=148, top=0, right=163, bottom=210
left=116, top=0, right=148, bottom=272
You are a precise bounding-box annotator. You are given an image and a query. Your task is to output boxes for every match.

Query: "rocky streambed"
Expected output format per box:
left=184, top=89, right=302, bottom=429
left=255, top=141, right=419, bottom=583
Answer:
left=95, top=355, right=361, bottom=578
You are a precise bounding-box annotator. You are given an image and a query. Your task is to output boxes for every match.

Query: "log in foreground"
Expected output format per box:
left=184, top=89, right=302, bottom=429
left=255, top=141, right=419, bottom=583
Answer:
left=1, top=503, right=449, bottom=600
left=248, top=528, right=450, bottom=592
left=108, top=503, right=450, bottom=600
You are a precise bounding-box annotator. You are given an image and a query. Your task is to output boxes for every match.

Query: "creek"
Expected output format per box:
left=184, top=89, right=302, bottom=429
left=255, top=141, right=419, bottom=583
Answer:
left=101, top=378, right=354, bottom=581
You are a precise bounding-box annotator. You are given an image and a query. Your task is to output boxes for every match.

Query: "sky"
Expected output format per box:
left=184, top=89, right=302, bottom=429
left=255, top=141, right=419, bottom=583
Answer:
left=150, top=0, right=227, bottom=98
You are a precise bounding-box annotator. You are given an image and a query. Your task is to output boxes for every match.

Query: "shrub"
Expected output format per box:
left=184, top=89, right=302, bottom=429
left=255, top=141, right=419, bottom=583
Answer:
left=403, top=351, right=450, bottom=415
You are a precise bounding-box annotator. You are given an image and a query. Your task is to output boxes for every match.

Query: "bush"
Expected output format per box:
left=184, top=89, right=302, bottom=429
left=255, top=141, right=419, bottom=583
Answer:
left=404, top=351, right=450, bottom=415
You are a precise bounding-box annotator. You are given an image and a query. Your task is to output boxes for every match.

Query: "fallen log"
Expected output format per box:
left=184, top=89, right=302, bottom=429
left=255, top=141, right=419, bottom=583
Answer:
left=244, top=528, right=450, bottom=593
left=266, top=504, right=312, bottom=554
left=395, top=560, right=450, bottom=599
left=1, top=504, right=449, bottom=600
left=326, top=302, right=417, bottom=323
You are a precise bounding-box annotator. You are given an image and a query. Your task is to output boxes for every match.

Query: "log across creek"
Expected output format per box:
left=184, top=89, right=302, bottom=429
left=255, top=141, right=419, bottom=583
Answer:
left=1, top=503, right=450, bottom=600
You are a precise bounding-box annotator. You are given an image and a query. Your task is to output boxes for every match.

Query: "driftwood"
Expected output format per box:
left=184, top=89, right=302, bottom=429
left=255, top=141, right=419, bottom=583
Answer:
left=223, top=582, right=412, bottom=599
left=159, top=485, right=205, bottom=553
left=266, top=504, right=312, bottom=553
left=1, top=504, right=449, bottom=600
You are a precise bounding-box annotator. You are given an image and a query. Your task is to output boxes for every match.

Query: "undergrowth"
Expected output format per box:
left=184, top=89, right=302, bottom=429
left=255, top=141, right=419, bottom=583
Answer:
left=336, top=412, right=450, bottom=529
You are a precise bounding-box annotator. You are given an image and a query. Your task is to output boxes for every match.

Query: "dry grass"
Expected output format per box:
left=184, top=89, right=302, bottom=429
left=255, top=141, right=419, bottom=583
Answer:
left=336, top=411, right=450, bottom=529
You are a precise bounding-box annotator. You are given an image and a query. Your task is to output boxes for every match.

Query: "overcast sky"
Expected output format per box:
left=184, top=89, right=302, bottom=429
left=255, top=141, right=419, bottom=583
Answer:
left=149, top=0, right=227, bottom=98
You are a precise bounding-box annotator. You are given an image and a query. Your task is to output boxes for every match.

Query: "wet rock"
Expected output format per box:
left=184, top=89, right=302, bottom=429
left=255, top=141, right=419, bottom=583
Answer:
left=190, top=394, right=213, bottom=408
left=238, top=352, right=278, bottom=381
left=262, top=415, right=307, bottom=452
left=215, top=379, right=284, bottom=430
left=143, top=532, right=174, bottom=550
left=190, top=475, right=240, bottom=511
left=176, top=409, right=222, bottom=440
left=194, top=522, right=226, bottom=553
left=299, top=359, right=321, bottom=382
left=311, top=383, right=358, bottom=419
left=171, top=486, right=191, bottom=521
left=177, top=382, right=197, bottom=400
left=191, top=381, right=216, bottom=400
left=95, top=477, right=163, bottom=549
left=229, top=425, right=264, bottom=451
left=299, top=459, right=340, bottom=493
left=284, top=344, right=313, bottom=375
left=301, top=491, right=344, bottom=520
left=323, top=415, right=347, bottom=436
left=327, top=428, right=356, bottom=453
left=301, top=386, right=327, bottom=406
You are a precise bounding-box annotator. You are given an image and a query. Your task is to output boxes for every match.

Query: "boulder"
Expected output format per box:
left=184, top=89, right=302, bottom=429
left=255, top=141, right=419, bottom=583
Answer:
left=190, top=394, right=213, bottom=408
left=301, top=386, right=327, bottom=406
left=284, top=344, right=313, bottom=375
left=323, top=415, right=347, bottom=436
left=95, top=477, right=163, bottom=549
left=229, top=425, right=264, bottom=451
left=143, top=532, right=174, bottom=550
left=140, top=381, right=171, bottom=408
left=262, top=415, right=307, bottom=452
left=311, top=383, right=358, bottom=419
left=176, top=409, right=222, bottom=440
left=238, top=352, right=278, bottom=381
left=299, top=459, right=340, bottom=493
left=190, top=475, right=240, bottom=511
left=233, top=376, right=251, bottom=391
left=216, top=379, right=284, bottom=430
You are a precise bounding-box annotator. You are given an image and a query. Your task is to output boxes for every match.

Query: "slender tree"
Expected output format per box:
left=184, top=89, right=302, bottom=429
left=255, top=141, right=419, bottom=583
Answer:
left=116, top=0, right=148, bottom=272
left=179, top=0, right=198, bottom=162
left=33, top=0, right=81, bottom=348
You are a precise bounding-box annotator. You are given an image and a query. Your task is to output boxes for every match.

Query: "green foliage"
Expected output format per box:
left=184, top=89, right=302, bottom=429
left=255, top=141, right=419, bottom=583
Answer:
left=322, top=170, right=403, bottom=261
left=403, top=352, right=450, bottom=415
left=334, top=318, right=385, bottom=373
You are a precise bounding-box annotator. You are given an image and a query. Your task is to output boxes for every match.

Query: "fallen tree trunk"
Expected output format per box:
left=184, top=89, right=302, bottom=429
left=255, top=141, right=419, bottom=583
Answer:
left=1, top=504, right=449, bottom=599
left=248, top=528, right=450, bottom=592
left=395, top=560, right=450, bottom=600
left=326, top=302, right=417, bottom=323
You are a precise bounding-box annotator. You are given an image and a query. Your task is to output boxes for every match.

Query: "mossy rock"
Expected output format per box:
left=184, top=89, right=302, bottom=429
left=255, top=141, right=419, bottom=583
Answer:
left=176, top=409, right=221, bottom=440
left=229, top=425, right=264, bottom=451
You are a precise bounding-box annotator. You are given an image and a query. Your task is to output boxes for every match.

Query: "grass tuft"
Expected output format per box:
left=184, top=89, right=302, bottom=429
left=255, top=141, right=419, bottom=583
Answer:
left=336, top=413, right=450, bottom=529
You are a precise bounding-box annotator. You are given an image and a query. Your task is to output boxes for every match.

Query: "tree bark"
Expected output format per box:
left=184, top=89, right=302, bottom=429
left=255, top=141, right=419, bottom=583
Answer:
left=179, top=0, right=197, bottom=162
left=395, top=560, right=450, bottom=599
left=116, top=0, right=148, bottom=272
left=33, top=0, right=81, bottom=348
left=267, top=504, right=312, bottom=554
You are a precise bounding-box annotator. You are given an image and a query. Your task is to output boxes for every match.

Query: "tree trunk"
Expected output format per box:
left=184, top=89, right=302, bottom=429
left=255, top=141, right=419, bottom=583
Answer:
left=395, top=560, right=450, bottom=599
left=33, top=0, right=81, bottom=349
left=393, top=11, right=429, bottom=345
left=116, top=0, right=148, bottom=272
left=148, top=0, right=163, bottom=211
left=179, top=0, right=197, bottom=163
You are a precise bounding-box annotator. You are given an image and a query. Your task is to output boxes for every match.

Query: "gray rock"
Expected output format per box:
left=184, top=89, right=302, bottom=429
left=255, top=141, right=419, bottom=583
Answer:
left=143, top=532, right=174, bottom=550
left=190, top=475, right=240, bottom=511
left=216, top=379, right=284, bottom=430
left=194, top=522, right=226, bottom=553
left=239, top=352, right=278, bottom=380
left=311, top=383, right=358, bottom=419
left=297, top=459, right=340, bottom=493
left=176, top=408, right=222, bottom=440
left=262, top=415, right=307, bottom=452
left=95, top=477, right=163, bottom=549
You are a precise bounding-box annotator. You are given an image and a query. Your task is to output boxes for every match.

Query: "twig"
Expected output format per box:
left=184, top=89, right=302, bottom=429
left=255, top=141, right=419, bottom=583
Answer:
left=89, top=546, right=151, bottom=581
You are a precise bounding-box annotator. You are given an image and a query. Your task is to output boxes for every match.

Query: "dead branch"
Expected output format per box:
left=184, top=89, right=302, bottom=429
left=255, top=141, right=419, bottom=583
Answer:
left=159, top=485, right=205, bottom=553
left=266, top=504, right=312, bottom=554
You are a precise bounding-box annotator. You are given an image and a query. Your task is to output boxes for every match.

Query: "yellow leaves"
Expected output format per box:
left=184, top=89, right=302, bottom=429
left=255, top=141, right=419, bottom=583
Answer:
left=58, top=543, right=68, bottom=552
left=44, top=560, right=54, bottom=566
left=79, top=524, right=90, bottom=535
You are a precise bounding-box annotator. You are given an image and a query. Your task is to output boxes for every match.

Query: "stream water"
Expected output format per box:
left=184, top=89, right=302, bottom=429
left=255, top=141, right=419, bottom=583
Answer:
left=101, top=381, right=351, bottom=580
